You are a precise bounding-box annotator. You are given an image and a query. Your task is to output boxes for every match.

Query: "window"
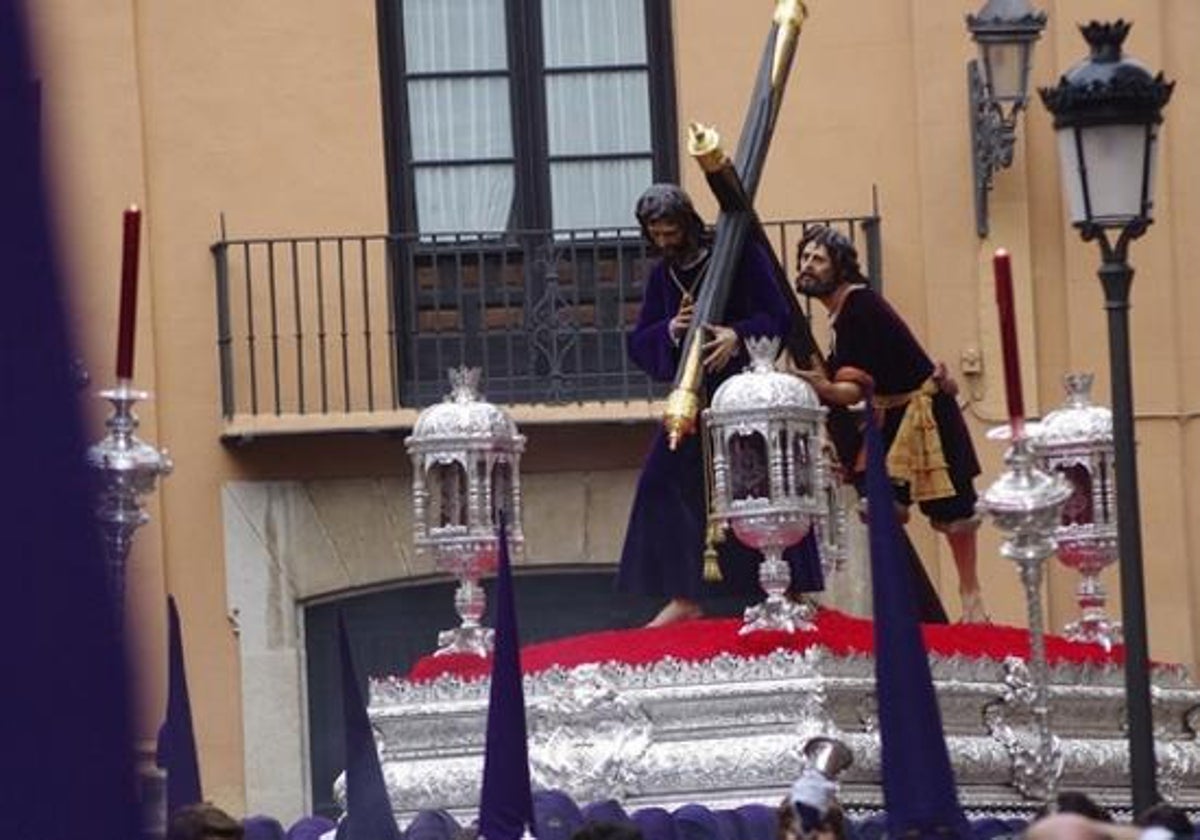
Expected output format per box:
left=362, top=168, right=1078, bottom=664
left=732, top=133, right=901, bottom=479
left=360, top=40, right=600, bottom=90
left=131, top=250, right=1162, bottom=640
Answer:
left=399, top=0, right=515, bottom=234
left=379, top=0, right=678, bottom=236
left=542, top=0, right=658, bottom=230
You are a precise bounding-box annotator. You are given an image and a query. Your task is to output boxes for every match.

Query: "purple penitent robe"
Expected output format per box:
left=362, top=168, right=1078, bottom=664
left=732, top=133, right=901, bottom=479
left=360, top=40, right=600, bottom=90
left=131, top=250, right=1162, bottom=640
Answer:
left=617, top=240, right=825, bottom=600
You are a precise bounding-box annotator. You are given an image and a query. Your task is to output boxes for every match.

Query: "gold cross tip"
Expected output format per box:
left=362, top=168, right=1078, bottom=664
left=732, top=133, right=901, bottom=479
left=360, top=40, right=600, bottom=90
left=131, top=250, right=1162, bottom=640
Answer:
left=687, top=122, right=726, bottom=172
left=774, top=0, right=807, bottom=29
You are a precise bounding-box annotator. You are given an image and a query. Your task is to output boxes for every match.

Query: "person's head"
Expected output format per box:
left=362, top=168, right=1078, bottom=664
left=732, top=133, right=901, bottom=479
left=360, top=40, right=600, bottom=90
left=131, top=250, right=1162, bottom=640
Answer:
left=570, top=822, right=645, bottom=840
left=777, top=797, right=799, bottom=840
left=243, top=816, right=286, bottom=840
left=777, top=785, right=843, bottom=840
left=1033, top=791, right=1112, bottom=824
left=167, top=803, right=245, bottom=840
left=812, top=805, right=846, bottom=840
left=1134, top=802, right=1194, bottom=836
left=285, top=816, right=336, bottom=840
left=794, top=226, right=865, bottom=299
left=635, top=184, right=707, bottom=266
left=534, top=789, right=585, bottom=840
left=405, top=808, right=462, bottom=840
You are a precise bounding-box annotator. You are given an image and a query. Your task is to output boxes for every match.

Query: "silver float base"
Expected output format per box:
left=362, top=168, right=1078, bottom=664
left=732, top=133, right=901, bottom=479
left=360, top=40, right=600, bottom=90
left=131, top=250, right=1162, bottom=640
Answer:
left=369, top=639, right=1200, bottom=821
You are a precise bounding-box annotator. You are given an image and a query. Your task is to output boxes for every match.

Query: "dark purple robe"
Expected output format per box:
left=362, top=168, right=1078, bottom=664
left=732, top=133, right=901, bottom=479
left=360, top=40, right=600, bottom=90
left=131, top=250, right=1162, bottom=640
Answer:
left=617, top=241, right=825, bottom=599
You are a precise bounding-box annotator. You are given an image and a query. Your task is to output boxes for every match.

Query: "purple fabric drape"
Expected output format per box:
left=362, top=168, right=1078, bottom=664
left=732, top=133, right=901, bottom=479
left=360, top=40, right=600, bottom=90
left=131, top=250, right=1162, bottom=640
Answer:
left=478, top=515, right=537, bottom=840
left=0, top=4, right=138, bottom=838
left=337, top=615, right=403, bottom=840
left=864, top=391, right=970, bottom=838
left=157, top=595, right=203, bottom=816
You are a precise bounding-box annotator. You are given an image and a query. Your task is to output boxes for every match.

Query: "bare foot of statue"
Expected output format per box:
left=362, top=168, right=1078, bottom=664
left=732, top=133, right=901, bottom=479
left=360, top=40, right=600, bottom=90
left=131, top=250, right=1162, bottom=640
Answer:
left=646, top=598, right=703, bottom=628
left=959, top=589, right=991, bottom=624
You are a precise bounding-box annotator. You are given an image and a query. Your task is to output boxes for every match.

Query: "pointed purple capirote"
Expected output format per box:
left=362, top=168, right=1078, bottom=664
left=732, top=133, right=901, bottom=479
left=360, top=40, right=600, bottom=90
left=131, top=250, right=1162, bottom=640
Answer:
left=864, top=393, right=969, bottom=839
left=337, top=614, right=403, bottom=840
left=156, top=595, right=203, bottom=815
left=0, top=4, right=138, bottom=839
left=478, top=514, right=536, bottom=840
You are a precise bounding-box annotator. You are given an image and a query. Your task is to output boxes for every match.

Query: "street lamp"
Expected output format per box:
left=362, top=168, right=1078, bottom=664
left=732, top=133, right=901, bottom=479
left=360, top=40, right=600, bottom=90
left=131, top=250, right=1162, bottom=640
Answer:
left=1039, top=19, right=1174, bottom=813
left=966, top=0, right=1046, bottom=237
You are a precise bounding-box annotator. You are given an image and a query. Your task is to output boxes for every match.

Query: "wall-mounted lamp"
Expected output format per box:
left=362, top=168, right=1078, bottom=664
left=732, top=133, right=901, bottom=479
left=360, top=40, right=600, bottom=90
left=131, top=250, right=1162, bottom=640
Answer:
left=967, top=0, right=1047, bottom=237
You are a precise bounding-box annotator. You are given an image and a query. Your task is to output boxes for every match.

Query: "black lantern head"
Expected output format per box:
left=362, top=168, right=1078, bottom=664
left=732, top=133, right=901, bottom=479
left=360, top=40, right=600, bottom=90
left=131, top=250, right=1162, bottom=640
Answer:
left=967, top=0, right=1047, bottom=117
left=966, top=0, right=1046, bottom=237
left=1039, top=21, right=1174, bottom=234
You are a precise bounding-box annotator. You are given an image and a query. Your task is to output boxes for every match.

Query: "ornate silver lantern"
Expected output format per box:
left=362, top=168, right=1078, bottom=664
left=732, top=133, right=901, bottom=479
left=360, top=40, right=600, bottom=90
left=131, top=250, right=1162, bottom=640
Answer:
left=705, top=337, right=828, bottom=634
left=405, top=367, right=525, bottom=657
left=1029, top=373, right=1120, bottom=650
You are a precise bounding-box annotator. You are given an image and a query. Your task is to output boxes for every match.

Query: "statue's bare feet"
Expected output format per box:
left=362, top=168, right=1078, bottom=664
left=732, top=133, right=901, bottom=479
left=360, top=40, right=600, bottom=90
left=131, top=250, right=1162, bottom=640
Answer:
left=959, top=589, right=991, bottom=624
left=645, top=598, right=703, bottom=628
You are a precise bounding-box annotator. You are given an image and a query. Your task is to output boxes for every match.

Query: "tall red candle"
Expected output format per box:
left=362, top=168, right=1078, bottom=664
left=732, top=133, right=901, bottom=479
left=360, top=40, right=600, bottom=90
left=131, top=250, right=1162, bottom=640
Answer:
left=115, top=205, right=141, bottom=381
left=992, top=248, right=1024, bottom=436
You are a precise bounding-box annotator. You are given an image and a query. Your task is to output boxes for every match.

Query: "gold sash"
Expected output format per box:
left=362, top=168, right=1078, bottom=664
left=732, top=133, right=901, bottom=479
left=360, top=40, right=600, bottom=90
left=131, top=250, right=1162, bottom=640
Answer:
left=876, top=379, right=955, bottom=502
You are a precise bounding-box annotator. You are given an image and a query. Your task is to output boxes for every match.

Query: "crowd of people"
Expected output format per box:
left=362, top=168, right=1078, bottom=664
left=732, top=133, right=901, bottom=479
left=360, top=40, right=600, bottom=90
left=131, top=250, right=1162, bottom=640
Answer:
left=166, top=788, right=1197, bottom=840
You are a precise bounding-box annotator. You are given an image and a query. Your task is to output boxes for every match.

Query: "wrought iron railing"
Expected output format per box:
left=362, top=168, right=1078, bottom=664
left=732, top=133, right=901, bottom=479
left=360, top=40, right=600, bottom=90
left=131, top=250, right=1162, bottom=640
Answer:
left=212, top=214, right=881, bottom=421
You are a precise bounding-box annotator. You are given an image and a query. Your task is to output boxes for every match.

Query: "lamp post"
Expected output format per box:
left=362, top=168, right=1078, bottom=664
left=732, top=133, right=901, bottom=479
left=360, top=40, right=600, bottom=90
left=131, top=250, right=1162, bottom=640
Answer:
left=1039, top=20, right=1174, bottom=813
left=966, top=0, right=1046, bottom=237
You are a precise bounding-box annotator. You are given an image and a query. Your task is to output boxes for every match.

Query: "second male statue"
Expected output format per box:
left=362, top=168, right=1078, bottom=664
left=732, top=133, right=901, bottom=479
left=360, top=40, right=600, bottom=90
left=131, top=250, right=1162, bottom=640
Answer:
left=782, top=225, right=988, bottom=624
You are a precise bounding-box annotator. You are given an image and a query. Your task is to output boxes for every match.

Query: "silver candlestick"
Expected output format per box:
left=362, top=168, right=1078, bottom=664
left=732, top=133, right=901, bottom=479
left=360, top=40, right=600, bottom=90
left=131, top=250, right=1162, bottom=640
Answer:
left=978, top=431, right=1070, bottom=803
left=86, top=382, right=173, bottom=627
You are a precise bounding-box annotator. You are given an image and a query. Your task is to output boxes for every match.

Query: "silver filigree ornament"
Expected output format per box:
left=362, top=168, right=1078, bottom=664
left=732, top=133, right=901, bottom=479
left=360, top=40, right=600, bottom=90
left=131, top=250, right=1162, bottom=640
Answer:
left=405, top=367, right=526, bottom=656
left=704, top=337, right=834, bottom=633
left=1160, top=703, right=1200, bottom=804
left=983, top=657, right=1065, bottom=801
left=527, top=664, right=653, bottom=802
left=1139, top=691, right=1200, bottom=804
left=856, top=692, right=879, bottom=736
left=979, top=432, right=1072, bottom=803
left=1155, top=740, right=1193, bottom=804
left=1028, top=373, right=1121, bottom=651
left=367, top=645, right=1200, bottom=818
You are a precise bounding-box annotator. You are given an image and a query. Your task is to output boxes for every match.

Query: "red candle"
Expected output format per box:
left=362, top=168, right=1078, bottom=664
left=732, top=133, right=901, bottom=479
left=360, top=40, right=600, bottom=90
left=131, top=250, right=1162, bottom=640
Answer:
left=115, top=206, right=141, bottom=381
left=992, top=248, right=1024, bottom=436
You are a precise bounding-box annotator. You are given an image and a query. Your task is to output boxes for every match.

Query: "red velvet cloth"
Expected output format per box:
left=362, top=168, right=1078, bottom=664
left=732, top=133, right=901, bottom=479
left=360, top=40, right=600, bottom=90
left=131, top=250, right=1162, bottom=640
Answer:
left=405, top=608, right=1131, bottom=683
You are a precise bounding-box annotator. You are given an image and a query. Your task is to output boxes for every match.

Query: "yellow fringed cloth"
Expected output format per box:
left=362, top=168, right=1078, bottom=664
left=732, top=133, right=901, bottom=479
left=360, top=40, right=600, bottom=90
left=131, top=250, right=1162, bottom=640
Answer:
left=875, top=378, right=955, bottom=502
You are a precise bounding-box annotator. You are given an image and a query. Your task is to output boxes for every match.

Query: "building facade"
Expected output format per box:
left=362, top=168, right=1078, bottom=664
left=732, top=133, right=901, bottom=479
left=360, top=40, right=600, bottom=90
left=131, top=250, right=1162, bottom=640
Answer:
left=27, top=0, right=1200, bottom=824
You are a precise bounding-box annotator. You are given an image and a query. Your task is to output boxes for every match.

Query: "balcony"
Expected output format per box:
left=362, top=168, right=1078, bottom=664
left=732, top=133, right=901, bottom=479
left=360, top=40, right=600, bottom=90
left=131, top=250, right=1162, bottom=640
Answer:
left=212, top=215, right=880, bottom=439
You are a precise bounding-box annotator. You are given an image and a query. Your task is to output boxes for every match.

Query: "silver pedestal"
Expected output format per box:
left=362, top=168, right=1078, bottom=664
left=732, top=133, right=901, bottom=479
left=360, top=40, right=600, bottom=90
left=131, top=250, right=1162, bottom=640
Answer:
left=741, top=545, right=815, bottom=634
left=434, top=548, right=496, bottom=657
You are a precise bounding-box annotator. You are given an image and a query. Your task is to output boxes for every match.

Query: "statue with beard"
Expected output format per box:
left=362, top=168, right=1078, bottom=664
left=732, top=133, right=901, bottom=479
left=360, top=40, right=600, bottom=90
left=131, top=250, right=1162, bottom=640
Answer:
left=616, top=183, right=824, bottom=628
left=782, top=225, right=987, bottom=624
